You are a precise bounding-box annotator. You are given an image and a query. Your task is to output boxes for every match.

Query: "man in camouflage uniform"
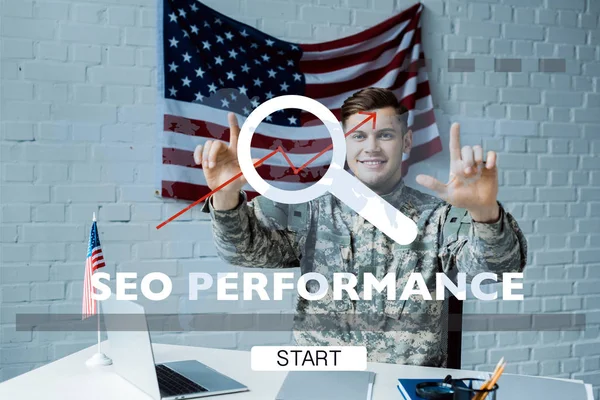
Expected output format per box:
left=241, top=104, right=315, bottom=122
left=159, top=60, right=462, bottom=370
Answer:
left=195, top=88, right=528, bottom=367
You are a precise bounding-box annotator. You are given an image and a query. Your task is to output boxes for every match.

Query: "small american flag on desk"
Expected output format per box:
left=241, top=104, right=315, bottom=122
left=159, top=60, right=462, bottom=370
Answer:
left=158, top=0, right=441, bottom=201
left=82, top=216, right=105, bottom=320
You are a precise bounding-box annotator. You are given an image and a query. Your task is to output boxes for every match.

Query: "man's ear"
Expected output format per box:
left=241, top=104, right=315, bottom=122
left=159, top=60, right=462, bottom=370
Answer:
left=403, top=129, right=413, bottom=154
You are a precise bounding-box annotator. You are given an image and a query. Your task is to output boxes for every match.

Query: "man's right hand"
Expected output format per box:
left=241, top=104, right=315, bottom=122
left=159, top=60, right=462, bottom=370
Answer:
left=193, top=112, right=245, bottom=210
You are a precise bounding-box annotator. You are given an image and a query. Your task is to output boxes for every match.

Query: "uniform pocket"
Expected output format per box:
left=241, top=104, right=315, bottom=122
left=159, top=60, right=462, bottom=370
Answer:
left=315, top=230, right=352, bottom=270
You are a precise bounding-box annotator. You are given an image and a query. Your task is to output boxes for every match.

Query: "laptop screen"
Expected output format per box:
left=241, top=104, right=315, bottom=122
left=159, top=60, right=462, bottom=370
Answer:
left=103, top=297, right=162, bottom=400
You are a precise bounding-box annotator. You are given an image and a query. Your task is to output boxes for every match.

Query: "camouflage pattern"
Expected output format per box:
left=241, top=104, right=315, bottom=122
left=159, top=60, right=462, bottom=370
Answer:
left=202, top=180, right=528, bottom=367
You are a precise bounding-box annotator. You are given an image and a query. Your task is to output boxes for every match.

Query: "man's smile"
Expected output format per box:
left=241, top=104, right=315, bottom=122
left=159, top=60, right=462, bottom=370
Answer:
left=358, top=159, right=388, bottom=169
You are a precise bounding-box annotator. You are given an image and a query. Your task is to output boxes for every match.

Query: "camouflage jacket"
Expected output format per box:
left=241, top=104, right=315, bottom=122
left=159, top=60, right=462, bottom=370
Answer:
left=202, top=180, right=528, bottom=367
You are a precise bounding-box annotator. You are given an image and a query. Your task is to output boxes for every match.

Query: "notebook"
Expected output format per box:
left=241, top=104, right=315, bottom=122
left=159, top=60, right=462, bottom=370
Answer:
left=275, top=371, right=375, bottom=400
left=397, top=378, right=466, bottom=399
left=398, top=378, right=424, bottom=399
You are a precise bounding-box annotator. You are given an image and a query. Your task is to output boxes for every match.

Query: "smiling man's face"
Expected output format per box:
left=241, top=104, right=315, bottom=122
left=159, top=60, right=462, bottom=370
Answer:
left=344, top=106, right=413, bottom=195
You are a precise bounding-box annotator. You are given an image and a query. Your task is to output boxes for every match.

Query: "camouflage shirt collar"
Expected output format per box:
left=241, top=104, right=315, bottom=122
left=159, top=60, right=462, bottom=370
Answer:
left=380, top=179, right=406, bottom=206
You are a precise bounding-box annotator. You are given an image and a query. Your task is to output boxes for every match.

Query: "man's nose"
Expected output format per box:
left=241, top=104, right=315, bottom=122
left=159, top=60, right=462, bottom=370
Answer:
left=364, top=136, right=380, bottom=152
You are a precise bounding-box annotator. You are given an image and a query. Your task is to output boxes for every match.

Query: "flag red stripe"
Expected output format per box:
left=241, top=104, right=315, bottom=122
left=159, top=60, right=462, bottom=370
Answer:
left=92, top=262, right=105, bottom=272
left=299, top=3, right=420, bottom=52
left=400, top=81, right=431, bottom=110
left=412, top=109, right=436, bottom=132
left=92, top=255, right=104, bottom=263
left=164, top=115, right=332, bottom=154
left=299, top=18, right=420, bottom=74
left=163, top=147, right=331, bottom=183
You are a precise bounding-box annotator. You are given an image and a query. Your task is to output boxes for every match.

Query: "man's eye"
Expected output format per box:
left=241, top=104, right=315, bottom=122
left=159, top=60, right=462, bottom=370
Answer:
left=352, top=134, right=365, bottom=140
left=380, top=132, right=394, bottom=139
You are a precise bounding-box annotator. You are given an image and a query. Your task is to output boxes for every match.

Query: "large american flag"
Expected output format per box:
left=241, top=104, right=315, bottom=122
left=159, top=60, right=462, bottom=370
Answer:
left=82, top=220, right=105, bottom=320
left=158, top=0, right=442, bottom=201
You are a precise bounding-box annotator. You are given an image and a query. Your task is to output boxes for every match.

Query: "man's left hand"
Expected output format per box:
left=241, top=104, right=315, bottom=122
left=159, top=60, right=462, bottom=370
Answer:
left=415, top=123, right=500, bottom=223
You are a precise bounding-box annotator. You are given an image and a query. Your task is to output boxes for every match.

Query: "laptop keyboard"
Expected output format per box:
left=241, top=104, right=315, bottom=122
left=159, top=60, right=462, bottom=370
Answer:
left=156, top=364, right=209, bottom=397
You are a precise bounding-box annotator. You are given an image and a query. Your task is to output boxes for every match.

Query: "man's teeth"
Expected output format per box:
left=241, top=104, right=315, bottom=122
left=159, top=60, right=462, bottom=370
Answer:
left=361, top=161, right=384, bottom=165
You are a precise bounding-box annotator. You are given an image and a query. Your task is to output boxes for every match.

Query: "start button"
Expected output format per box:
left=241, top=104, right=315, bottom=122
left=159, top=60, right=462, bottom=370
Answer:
left=251, top=346, right=367, bottom=371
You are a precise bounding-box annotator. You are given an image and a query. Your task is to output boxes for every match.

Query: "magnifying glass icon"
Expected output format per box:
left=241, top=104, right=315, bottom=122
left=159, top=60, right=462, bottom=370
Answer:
left=237, top=95, right=418, bottom=246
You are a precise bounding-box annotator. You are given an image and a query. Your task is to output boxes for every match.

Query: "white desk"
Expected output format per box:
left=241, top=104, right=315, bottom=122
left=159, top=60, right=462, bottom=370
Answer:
left=0, top=342, right=593, bottom=399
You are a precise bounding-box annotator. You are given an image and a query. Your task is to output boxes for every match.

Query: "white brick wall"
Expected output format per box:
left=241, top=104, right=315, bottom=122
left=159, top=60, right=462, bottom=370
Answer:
left=1, top=0, right=599, bottom=395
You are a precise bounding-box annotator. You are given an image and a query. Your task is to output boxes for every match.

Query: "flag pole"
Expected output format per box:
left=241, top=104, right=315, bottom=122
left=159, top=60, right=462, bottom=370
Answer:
left=97, top=306, right=101, bottom=353
left=86, top=212, right=113, bottom=367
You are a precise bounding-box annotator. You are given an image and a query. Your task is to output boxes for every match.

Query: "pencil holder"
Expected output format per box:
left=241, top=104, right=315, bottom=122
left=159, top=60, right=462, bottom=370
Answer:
left=451, top=378, right=498, bottom=400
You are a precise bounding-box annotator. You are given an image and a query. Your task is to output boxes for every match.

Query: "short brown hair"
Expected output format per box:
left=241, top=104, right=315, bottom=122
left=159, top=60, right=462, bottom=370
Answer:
left=340, top=87, right=409, bottom=132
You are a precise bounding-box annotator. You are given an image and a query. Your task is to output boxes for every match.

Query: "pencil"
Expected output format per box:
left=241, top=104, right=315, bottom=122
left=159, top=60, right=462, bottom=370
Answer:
left=473, top=358, right=504, bottom=400
left=479, top=362, right=505, bottom=400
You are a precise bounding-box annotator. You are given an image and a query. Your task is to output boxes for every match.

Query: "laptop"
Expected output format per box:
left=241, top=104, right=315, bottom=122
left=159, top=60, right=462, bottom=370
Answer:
left=102, top=297, right=248, bottom=400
